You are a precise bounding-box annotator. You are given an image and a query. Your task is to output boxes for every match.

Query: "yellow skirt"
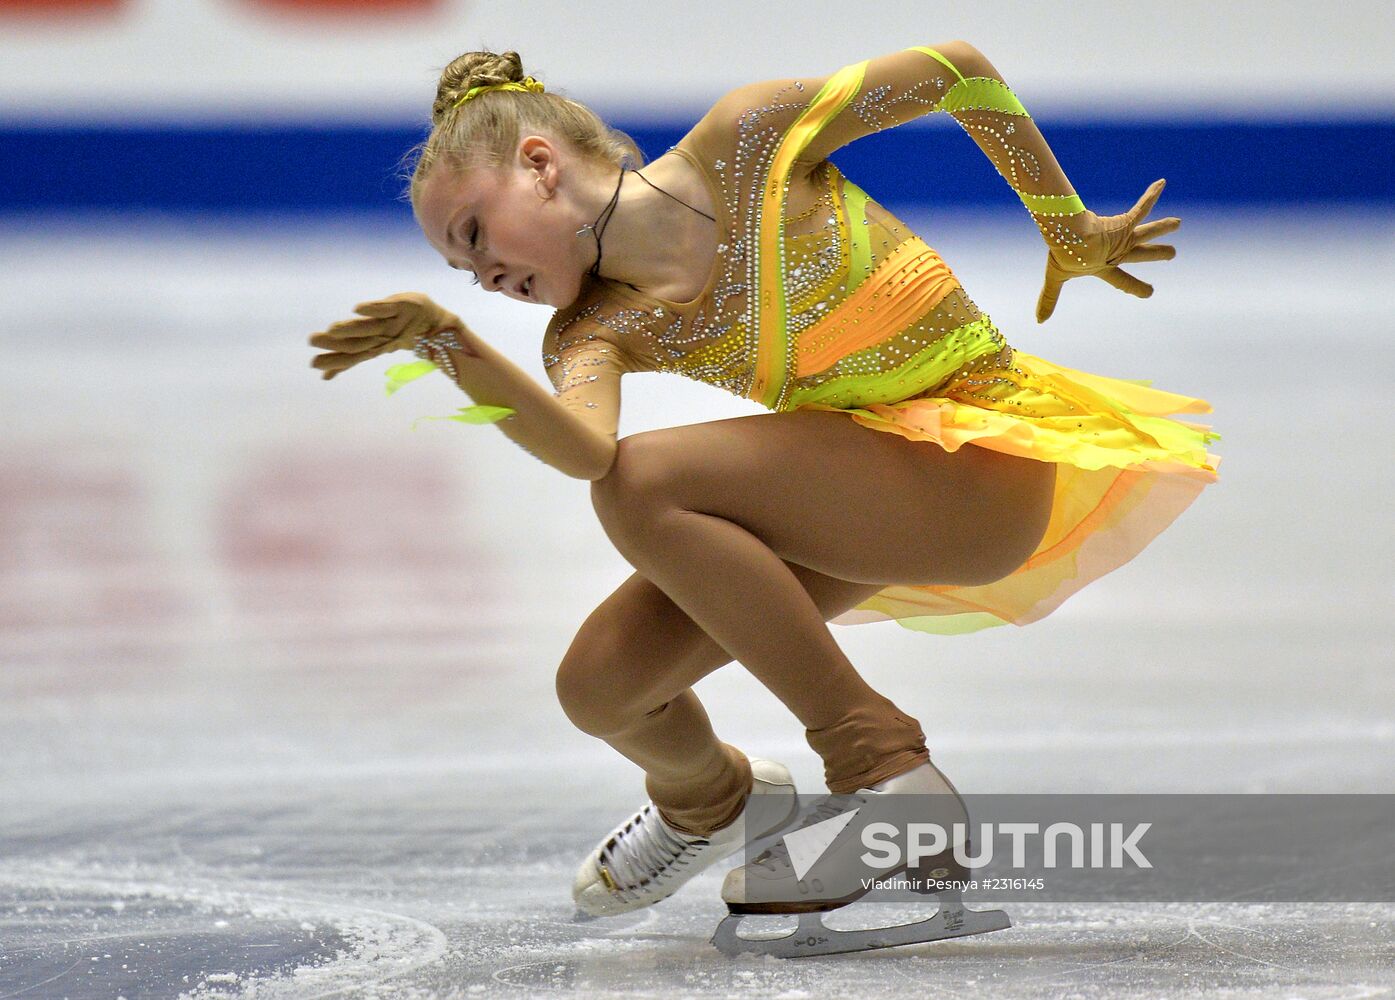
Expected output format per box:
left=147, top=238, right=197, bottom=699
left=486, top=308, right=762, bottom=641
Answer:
left=793, top=349, right=1223, bottom=635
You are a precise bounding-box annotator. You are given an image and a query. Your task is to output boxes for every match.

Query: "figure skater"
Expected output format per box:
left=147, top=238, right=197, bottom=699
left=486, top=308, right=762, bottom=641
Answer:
left=308, top=41, right=1221, bottom=957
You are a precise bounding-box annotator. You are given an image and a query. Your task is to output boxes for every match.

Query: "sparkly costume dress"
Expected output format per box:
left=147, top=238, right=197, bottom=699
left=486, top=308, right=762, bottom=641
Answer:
left=540, top=47, right=1222, bottom=636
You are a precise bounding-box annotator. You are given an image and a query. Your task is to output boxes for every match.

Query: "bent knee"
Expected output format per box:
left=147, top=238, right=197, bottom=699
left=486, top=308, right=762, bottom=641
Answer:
left=555, top=625, right=648, bottom=738
left=589, top=432, right=681, bottom=522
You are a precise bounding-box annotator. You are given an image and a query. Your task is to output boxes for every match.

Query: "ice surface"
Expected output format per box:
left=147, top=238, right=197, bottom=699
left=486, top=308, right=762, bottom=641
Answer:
left=2, top=208, right=1392, bottom=998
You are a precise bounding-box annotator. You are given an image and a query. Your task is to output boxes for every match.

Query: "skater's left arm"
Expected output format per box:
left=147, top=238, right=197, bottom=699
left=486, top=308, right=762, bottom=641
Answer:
left=747, top=41, right=1182, bottom=322
left=931, top=45, right=1183, bottom=322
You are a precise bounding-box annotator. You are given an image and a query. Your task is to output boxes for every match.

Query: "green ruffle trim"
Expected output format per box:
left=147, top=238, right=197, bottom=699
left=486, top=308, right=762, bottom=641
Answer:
left=384, top=360, right=438, bottom=396
left=410, top=406, right=516, bottom=430
left=384, top=360, right=516, bottom=429
left=896, top=611, right=1011, bottom=635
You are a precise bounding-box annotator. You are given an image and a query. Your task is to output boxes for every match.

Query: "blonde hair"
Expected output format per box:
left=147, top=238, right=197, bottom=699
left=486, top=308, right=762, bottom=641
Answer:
left=402, top=49, right=646, bottom=208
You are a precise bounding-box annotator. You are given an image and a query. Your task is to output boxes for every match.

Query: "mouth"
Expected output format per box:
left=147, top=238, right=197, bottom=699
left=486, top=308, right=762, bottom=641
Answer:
left=516, top=274, right=534, bottom=299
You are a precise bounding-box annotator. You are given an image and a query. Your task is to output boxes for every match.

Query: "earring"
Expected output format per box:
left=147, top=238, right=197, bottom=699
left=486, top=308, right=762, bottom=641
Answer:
left=535, top=176, right=552, bottom=201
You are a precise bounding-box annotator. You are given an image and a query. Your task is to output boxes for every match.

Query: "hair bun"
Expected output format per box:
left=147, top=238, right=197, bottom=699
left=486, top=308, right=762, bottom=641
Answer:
left=433, top=49, right=527, bottom=124
left=406, top=46, right=645, bottom=213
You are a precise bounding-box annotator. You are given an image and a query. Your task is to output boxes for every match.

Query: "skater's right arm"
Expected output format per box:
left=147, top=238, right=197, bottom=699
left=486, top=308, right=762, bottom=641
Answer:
left=537, top=316, right=631, bottom=480
left=422, top=319, right=626, bottom=481
left=309, top=292, right=625, bottom=481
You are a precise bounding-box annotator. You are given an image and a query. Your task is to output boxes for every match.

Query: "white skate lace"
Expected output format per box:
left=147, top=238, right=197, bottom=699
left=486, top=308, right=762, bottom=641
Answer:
left=751, top=792, right=866, bottom=873
left=598, top=803, right=708, bottom=901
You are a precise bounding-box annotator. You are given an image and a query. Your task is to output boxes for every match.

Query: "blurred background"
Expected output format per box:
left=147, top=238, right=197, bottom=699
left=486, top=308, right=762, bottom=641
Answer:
left=2, top=2, right=1392, bottom=998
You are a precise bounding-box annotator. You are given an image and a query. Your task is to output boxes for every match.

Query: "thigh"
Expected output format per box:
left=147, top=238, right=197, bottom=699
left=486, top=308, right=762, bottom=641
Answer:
left=557, top=563, right=885, bottom=715
left=592, top=408, right=1056, bottom=587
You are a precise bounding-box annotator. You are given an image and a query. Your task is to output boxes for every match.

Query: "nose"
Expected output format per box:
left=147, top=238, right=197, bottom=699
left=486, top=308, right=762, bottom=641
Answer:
left=481, top=265, right=515, bottom=295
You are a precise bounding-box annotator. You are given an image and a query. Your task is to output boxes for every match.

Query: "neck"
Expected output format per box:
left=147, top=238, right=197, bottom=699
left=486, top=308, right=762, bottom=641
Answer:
left=578, top=160, right=708, bottom=295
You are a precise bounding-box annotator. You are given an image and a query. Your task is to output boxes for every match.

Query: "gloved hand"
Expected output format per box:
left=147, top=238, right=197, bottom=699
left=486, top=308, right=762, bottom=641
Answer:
left=308, top=291, right=467, bottom=380
left=1036, top=178, right=1181, bottom=324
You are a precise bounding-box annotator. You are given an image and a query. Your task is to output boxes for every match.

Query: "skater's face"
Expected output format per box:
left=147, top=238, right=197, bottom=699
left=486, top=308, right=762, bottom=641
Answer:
left=416, top=135, right=598, bottom=310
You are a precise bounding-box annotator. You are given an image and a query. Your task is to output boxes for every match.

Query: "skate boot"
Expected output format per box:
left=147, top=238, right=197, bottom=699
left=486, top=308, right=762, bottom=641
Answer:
left=572, top=757, right=799, bottom=918
left=711, top=759, right=1011, bottom=957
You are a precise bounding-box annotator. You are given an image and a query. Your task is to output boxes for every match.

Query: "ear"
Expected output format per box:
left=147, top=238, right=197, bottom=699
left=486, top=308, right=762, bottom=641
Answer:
left=518, top=135, right=555, bottom=171
left=519, top=135, right=565, bottom=199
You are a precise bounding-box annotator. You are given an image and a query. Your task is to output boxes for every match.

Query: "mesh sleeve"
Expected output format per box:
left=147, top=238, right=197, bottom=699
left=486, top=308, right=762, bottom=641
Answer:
left=734, top=43, right=1091, bottom=253
left=541, top=309, right=635, bottom=442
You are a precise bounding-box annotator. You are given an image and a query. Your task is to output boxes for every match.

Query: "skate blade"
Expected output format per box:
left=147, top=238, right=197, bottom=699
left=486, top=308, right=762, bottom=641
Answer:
left=710, top=896, right=1011, bottom=958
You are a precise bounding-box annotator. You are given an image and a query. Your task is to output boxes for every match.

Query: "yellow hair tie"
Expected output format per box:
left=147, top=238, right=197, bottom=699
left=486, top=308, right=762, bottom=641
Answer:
left=452, top=75, right=546, bottom=109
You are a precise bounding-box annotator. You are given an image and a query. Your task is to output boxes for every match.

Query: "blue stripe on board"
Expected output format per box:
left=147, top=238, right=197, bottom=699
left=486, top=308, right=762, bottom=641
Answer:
left=3, top=117, right=1391, bottom=214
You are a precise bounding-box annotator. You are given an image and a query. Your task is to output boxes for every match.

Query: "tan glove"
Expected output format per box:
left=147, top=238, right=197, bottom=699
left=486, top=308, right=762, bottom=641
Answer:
left=1036, top=178, right=1181, bottom=324
left=308, top=291, right=467, bottom=381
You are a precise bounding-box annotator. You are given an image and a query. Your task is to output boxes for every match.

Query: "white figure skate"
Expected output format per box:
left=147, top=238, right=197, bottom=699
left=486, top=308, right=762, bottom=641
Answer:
left=711, top=760, right=1011, bottom=957
left=572, top=757, right=799, bottom=917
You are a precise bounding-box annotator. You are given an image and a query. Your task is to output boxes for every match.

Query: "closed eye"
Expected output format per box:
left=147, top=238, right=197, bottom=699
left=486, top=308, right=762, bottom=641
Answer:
left=465, top=221, right=482, bottom=284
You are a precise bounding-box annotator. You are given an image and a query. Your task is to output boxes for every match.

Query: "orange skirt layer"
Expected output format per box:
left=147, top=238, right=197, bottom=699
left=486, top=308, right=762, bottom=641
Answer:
left=792, top=349, right=1223, bottom=635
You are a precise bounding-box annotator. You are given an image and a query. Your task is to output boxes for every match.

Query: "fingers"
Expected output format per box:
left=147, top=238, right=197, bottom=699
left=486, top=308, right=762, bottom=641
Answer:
left=1098, top=265, right=1153, bottom=298
left=310, top=351, right=358, bottom=380
left=1127, top=178, right=1166, bottom=222
left=1119, top=243, right=1176, bottom=263
left=1132, top=216, right=1180, bottom=243
left=353, top=299, right=400, bottom=318
left=310, top=330, right=401, bottom=375
left=1036, top=270, right=1064, bottom=324
left=309, top=316, right=397, bottom=378
left=308, top=317, right=388, bottom=348
left=311, top=294, right=443, bottom=380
